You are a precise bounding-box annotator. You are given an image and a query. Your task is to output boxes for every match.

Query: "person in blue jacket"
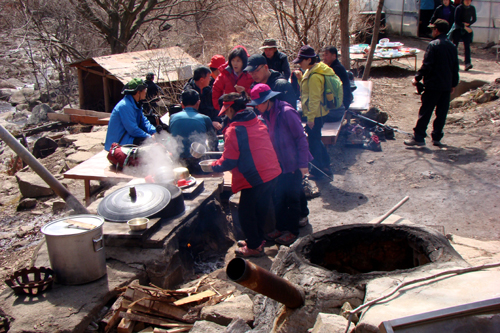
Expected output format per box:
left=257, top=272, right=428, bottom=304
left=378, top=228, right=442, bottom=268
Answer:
left=104, top=78, right=157, bottom=151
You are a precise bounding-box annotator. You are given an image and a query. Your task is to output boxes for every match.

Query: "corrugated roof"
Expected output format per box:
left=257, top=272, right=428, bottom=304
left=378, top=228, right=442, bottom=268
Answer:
left=73, top=47, right=201, bottom=84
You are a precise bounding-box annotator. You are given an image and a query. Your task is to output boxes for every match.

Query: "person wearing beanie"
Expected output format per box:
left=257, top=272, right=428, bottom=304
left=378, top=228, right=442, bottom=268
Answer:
left=293, top=45, right=334, bottom=179
left=211, top=45, right=254, bottom=111
left=104, top=78, right=157, bottom=151
left=405, top=19, right=459, bottom=147
left=208, top=54, right=226, bottom=84
left=450, top=0, right=476, bottom=71
left=204, top=92, right=281, bottom=258
left=260, top=38, right=291, bottom=81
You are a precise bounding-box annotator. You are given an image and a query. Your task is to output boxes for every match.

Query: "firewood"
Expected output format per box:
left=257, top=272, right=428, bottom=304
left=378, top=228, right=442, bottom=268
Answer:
left=117, top=309, right=135, bottom=333
left=100, top=296, right=125, bottom=333
left=172, top=290, right=216, bottom=306
left=122, top=296, right=189, bottom=322
left=153, top=328, right=192, bottom=333
left=119, top=311, right=193, bottom=329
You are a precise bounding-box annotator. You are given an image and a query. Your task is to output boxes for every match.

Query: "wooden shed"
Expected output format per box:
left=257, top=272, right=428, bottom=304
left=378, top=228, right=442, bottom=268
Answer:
left=70, top=47, right=200, bottom=112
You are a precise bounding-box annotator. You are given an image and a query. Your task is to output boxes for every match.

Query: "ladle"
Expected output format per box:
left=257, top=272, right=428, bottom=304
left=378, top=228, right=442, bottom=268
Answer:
left=190, top=142, right=223, bottom=159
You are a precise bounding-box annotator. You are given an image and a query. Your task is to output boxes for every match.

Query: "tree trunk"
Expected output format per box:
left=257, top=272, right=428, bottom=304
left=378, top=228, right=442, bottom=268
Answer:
left=362, top=0, right=385, bottom=81
left=339, top=0, right=350, bottom=69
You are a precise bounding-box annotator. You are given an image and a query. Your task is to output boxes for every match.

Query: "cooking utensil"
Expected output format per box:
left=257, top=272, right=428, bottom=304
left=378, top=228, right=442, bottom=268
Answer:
left=157, top=183, right=185, bottom=217
left=41, top=215, right=106, bottom=285
left=190, top=142, right=223, bottom=159
left=5, top=267, right=54, bottom=295
left=97, top=184, right=171, bottom=222
left=127, top=217, right=149, bottom=231
left=173, top=167, right=190, bottom=181
left=199, top=159, right=217, bottom=172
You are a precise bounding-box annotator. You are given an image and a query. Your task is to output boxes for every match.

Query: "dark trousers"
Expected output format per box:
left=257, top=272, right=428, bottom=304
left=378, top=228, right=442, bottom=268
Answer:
left=305, top=116, right=331, bottom=173
left=413, top=89, right=451, bottom=142
left=300, top=187, right=309, bottom=218
left=239, top=178, right=277, bottom=249
left=274, top=170, right=303, bottom=236
left=453, top=31, right=472, bottom=65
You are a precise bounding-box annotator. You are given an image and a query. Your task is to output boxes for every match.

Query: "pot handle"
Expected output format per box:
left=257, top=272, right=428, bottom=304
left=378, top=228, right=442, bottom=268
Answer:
left=93, top=234, right=104, bottom=252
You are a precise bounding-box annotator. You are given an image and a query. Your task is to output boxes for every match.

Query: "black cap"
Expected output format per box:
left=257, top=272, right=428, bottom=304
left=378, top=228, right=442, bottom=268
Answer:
left=292, top=45, right=317, bottom=64
left=244, top=54, right=267, bottom=72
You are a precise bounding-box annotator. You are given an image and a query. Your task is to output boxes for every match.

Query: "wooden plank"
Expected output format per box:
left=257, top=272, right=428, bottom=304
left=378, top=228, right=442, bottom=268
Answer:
left=70, top=114, right=109, bottom=125
left=153, top=328, right=191, bottom=333
left=100, top=296, right=126, bottom=333
left=122, top=288, right=187, bottom=322
left=64, top=108, right=111, bottom=118
left=117, top=309, right=135, bottom=333
left=47, top=113, right=71, bottom=123
left=172, top=290, right=216, bottom=306
left=119, top=312, right=193, bottom=329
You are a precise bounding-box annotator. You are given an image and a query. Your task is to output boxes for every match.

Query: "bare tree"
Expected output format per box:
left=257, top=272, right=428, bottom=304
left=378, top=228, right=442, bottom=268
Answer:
left=362, top=0, right=384, bottom=80
left=339, top=0, right=350, bottom=69
left=70, top=0, right=224, bottom=54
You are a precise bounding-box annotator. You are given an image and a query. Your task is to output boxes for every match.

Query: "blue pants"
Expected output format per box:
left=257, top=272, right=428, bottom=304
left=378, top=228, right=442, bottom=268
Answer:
left=305, top=116, right=331, bottom=174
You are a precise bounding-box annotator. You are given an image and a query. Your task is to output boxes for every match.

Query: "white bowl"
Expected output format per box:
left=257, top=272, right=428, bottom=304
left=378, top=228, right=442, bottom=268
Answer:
left=127, top=217, right=149, bottom=231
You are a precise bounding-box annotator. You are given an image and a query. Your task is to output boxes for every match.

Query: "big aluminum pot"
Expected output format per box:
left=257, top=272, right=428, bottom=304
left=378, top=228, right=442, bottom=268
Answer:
left=41, top=215, right=106, bottom=285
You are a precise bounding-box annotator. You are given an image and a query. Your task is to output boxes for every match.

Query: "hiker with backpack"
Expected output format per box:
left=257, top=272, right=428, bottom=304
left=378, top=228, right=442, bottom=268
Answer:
left=293, top=45, right=339, bottom=179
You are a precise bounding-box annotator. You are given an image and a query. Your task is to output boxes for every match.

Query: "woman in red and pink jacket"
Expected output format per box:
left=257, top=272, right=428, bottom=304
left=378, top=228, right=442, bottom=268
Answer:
left=212, top=46, right=254, bottom=111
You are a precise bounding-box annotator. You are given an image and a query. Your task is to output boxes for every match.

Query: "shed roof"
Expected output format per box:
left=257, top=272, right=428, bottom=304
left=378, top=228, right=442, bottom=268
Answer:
left=70, top=46, right=200, bottom=84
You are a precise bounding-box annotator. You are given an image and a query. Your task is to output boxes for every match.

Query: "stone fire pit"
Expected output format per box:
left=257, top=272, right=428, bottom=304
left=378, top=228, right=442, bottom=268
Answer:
left=251, top=224, right=466, bottom=332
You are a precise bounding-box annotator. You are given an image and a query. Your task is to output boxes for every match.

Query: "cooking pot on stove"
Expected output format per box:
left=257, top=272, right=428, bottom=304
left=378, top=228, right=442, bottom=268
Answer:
left=98, top=183, right=180, bottom=222
left=154, top=183, right=185, bottom=218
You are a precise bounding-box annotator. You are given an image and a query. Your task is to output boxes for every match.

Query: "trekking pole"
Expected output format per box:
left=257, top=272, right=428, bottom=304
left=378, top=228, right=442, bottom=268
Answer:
left=348, top=110, right=411, bottom=136
left=308, top=162, right=334, bottom=182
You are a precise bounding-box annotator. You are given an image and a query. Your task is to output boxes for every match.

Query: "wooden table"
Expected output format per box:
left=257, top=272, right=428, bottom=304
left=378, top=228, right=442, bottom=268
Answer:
left=350, top=52, right=418, bottom=72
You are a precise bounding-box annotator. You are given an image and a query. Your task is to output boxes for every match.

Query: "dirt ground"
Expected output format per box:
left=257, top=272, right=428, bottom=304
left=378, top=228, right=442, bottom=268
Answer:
left=1, top=36, right=500, bottom=294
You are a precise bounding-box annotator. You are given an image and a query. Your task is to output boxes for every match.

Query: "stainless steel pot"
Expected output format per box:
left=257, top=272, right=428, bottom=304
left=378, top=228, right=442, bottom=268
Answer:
left=41, top=215, right=106, bottom=285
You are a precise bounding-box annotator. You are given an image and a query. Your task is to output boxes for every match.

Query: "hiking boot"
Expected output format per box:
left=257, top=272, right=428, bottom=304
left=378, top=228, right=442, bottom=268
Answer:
left=432, top=140, right=445, bottom=147
left=265, top=230, right=282, bottom=241
left=464, top=64, right=473, bottom=71
left=235, top=245, right=264, bottom=258
left=299, top=217, right=309, bottom=227
left=275, top=231, right=298, bottom=246
left=404, top=138, right=425, bottom=146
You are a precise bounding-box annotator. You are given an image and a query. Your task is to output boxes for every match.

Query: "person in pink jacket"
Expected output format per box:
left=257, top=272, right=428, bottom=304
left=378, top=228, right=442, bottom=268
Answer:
left=212, top=46, right=254, bottom=111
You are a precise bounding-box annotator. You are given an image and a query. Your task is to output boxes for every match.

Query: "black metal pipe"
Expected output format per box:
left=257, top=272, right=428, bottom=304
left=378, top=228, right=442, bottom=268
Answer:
left=226, top=257, right=305, bottom=309
left=0, top=124, right=89, bottom=214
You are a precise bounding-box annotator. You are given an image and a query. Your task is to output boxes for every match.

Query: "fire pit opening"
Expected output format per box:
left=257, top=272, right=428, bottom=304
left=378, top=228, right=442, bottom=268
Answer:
left=302, top=225, right=441, bottom=274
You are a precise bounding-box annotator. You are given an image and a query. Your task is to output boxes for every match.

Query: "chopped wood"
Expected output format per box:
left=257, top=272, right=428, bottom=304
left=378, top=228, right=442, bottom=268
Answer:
left=47, top=113, right=71, bottom=123
left=193, top=275, right=208, bottom=293
left=66, top=219, right=96, bottom=230
left=124, top=286, right=176, bottom=303
left=153, top=328, right=191, bottom=333
left=64, top=108, right=110, bottom=118
left=70, top=115, right=109, bottom=125
left=117, top=309, right=135, bottom=333
left=119, top=311, right=193, bottom=329
left=100, top=296, right=125, bottom=333
left=172, top=290, right=216, bottom=306
left=138, top=327, right=154, bottom=333
left=122, top=292, right=188, bottom=322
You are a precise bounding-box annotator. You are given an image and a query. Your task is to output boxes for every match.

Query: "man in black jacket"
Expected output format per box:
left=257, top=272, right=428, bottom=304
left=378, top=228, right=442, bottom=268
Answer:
left=405, top=19, right=459, bottom=147
left=322, top=46, right=354, bottom=110
left=182, top=66, right=222, bottom=131
left=260, top=39, right=291, bottom=82
left=245, top=54, right=297, bottom=109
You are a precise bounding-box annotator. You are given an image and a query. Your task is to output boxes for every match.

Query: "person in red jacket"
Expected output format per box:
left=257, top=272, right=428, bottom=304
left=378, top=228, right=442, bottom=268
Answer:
left=212, top=46, right=254, bottom=111
left=205, top=92, right=281, bottom=257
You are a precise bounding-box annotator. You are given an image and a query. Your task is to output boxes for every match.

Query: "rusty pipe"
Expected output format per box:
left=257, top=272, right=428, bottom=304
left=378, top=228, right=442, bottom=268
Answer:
left=0, top=124, right=89, bottom=214
left=226, top=257, right=305, bottom=309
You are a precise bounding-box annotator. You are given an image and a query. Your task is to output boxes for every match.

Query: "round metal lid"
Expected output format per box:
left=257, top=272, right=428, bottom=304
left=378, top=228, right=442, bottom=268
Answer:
left=41, top=214, right=104, bottom=236
left=97, top=184, right=171, bottom=222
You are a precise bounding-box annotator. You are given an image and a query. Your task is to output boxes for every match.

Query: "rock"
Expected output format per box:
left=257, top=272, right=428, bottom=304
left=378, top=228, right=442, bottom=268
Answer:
left=0, top=232, right=16, bottom=240
left=311, top=313, right=354, bottom=333
left=16, top=172, right=54, bottom=198
left=3, top=78, right=25, bottom=88
left=0, top=79, right=17, bottom=89
left=0, top=88, right=16, bottom=100
left=201, top=294, right=254, bottom=326
left=451, top=79, right=489, bottom=100
left=190, top=320, right=226, bottom=333
left=27, top=103, right=54, bottom=125
left=3, top=123, right=22, bottom=137
left=475, top=91, right=491, bottom=104
left=9, top=88, right=37, bottom=105
left=340, top=302, right=358, bottom=324
left=224, top=317, right=252, bottom=333
left=16, top=103, right=29, bottom=111
left=17, top=198, right=37, bottom=211
left=4, top=110, right=30, bottom=122
left=33, top=137, right=58, bottom=158
left=51, top=199, right=67, bottom=213
left=450, top=96, right=469, bottom=109
left=446, top=113, right=464, bottom=124
left=66, top=151, right=94, bottom=165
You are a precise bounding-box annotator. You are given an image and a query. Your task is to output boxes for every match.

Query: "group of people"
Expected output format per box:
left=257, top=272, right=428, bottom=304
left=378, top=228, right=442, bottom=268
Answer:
left=103, top=38, right=354, bottom=257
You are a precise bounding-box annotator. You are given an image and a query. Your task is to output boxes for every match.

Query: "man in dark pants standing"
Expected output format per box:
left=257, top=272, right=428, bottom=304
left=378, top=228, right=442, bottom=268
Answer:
left=405, top=19, right=459, bottom=147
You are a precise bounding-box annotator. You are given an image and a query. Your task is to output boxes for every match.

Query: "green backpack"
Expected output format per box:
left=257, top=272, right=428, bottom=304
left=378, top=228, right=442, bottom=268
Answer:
left=307, top=72, right=344, bottom=111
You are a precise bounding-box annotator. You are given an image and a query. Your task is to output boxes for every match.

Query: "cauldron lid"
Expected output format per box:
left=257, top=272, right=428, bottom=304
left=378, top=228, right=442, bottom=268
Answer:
left=97, top=184, right=171, bottom=222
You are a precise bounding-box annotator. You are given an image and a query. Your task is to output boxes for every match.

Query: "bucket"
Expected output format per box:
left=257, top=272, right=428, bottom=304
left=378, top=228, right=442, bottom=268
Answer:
left=41, top=215, right=106, bottom=285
